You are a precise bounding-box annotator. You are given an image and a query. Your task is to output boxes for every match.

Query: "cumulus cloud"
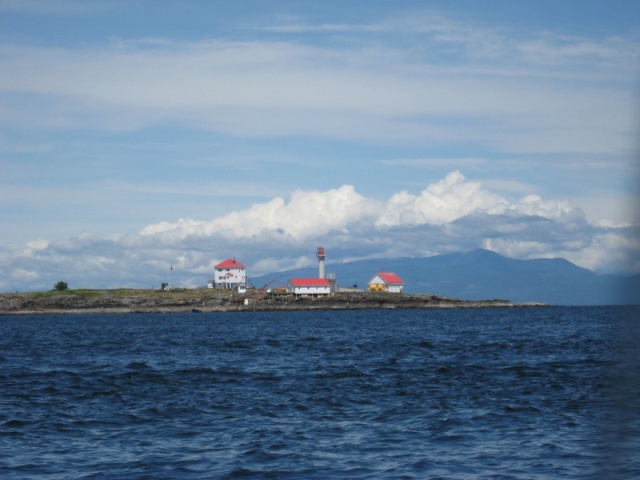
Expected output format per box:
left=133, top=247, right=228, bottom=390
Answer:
left=139, top=185, right=379, bottom=243
left=1, top=172, right=637, bottom=292
left=376, top=171, right=508, bottom=226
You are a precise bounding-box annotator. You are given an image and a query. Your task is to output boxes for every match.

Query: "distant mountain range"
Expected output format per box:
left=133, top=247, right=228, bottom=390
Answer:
left=249, top=249, right=639, bottom=306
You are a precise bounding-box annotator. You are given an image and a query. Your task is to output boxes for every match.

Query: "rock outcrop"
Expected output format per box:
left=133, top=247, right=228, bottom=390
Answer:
left=0, top=289, right=546, bottom=315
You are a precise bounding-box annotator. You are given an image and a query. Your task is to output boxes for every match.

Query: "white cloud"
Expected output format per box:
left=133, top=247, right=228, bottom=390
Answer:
left=0, top=23, right=635, bottom=152
left=269, top=12, right=639, bottom=75
left=140, top=185, right=380, bottom=243
left=566, top=230, right=640, bottom=275
left=518, top=32, right=640, bottom=68
left=511, top=194, right=578, bottom=220
left=11, top=268, right=39, bottom=281
left=26, top=239, right=49, bottom=250
left=376, top=171, right=508, bottom=226
left=1, top=172, right=638, bottom=292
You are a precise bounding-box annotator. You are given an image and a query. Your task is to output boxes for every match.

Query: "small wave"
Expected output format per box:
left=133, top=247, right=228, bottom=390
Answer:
left=125, top=361, right=150, bottom=370
left=223, top=341, right=254, bottom=350
left=3, top=419, right=31, bottom=428
left=316, top=366, right=371, bottom=379
left=173, top=366, right=216, bottom=375
left=264, top=338, right=282, bottom=347
left=433, top=433, right=467, bottom=443
left=504, top=404, right=542, bottom=413
left=501, top=365, right=545, bottom=378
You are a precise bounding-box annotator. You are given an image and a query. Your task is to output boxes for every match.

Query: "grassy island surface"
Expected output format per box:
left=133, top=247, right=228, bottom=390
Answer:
left=0, top=288, right=546, bottom=315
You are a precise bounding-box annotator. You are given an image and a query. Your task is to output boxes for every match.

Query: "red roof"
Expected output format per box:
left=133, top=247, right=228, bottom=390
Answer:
left=374, top=272, right=404, bottom=284
left=289, top=278, right=331, bottom=287
left=214, top=258, right=245, bottom=269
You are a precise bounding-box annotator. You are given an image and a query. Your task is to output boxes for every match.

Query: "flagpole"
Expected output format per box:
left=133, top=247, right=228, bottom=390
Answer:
left=171, top=264, right=173, bottom=290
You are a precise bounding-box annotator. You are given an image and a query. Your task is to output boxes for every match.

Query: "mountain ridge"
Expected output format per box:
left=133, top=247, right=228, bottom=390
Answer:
left=249, top=249, right=638, bottom=306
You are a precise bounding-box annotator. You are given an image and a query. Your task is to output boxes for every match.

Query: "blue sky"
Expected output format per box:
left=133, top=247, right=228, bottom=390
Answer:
left=1, top=0, right=639, bottom=291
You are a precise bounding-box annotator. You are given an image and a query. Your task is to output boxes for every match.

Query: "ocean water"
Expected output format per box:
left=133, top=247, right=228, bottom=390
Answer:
left=1, top=306, right=638, bottom=479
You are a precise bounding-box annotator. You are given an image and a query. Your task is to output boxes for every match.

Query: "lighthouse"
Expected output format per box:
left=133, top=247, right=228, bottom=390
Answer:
left=317, top=246, right=326, bottom=279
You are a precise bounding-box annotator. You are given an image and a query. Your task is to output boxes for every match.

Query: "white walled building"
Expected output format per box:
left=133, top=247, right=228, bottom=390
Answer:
left=287, top=278, right=332, bottom=296
left=209, top=258, right=246, bottom=290
left=368, top=272, right=405, bottom=293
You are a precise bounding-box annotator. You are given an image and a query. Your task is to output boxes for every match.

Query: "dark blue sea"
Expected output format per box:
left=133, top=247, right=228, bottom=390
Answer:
left=1, top=307, right=639, bottom=479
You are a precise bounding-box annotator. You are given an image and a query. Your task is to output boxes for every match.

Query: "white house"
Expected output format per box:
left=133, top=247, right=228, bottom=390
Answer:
left=209, top=258, right=246, bottom=290
left=287, top=278, right=332, bottom=296
left=368, top=272, right=404, bottom=293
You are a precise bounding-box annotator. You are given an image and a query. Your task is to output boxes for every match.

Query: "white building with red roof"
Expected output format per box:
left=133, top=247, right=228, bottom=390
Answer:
left=209, top=258, right=246, bottom=290
left=287, top=278, right=332, bottom=296
left=368, top=272, right=404, bottom=293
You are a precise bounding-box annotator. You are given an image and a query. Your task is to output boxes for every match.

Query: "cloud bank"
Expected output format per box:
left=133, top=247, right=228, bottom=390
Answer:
left=2, top=172, right=637, bottom=292
left=1, top=22, right=636, bottom=152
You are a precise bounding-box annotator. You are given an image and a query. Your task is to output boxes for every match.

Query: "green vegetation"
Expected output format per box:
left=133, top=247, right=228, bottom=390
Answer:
left=33, top=287, right=235, bottom=300
left=36, top=289, right=101, bottom=299
left=54, top=281, right=68, bottom=291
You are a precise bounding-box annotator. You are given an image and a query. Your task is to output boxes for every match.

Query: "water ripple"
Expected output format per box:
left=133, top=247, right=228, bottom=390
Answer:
left=0, top=306, right=638, bottom=479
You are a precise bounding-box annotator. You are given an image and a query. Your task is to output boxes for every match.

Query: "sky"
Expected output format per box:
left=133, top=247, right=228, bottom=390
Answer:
left=1, top=0, right=639, bottom=292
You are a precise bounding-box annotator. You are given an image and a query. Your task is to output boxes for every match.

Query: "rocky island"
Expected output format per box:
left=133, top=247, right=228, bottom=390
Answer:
left=0, top=288, right=546, bottom=315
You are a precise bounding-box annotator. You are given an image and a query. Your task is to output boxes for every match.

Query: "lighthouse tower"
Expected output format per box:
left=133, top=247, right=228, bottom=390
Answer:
left=317, top=246, right=326, bottom=279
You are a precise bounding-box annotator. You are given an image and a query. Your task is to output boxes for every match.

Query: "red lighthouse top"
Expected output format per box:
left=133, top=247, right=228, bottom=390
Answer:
left=317, top=246, right=325, bottom=258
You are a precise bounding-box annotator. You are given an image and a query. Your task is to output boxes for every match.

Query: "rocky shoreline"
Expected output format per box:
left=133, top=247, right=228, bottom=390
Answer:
left=0, top=289, right=547, bottom=315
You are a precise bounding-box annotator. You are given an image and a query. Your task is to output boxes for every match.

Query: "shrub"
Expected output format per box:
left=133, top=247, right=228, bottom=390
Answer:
left=54, top=281, right=69, bottom=291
